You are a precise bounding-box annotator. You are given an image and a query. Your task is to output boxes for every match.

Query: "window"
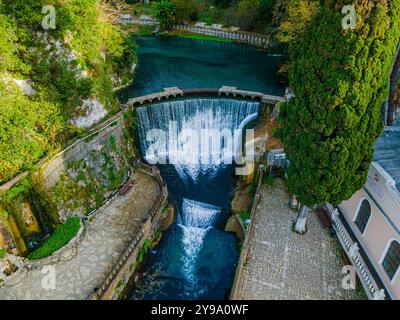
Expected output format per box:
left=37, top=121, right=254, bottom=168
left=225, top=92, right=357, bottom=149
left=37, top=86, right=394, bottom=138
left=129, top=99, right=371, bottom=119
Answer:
left=382, top=241, right=400, bottom=281
left=354, top=199, right=371, bottom=234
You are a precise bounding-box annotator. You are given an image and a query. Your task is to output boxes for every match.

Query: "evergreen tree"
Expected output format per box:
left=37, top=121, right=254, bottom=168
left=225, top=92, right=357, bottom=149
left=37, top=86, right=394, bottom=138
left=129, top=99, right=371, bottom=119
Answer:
left=277, top=0, right=400, bottom=233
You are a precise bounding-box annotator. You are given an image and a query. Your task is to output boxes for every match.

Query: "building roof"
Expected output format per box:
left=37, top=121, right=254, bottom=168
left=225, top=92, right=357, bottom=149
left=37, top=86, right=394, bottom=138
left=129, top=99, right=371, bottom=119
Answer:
left=374, top=127, right=400, bottom=191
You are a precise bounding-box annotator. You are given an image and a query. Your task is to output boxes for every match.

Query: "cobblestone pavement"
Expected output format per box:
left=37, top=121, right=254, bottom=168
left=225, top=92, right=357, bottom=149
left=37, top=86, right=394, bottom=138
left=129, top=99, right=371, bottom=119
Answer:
left=237, top=179, right=363, bottom=300
left=0, top=171, right=160, bottom=300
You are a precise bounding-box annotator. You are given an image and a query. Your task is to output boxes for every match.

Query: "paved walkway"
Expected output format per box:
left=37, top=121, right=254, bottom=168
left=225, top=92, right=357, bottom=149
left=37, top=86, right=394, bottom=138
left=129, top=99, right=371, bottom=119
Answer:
left=236, top=179, right=363, bottom=300
left=0, top=171, right=159, bottom=300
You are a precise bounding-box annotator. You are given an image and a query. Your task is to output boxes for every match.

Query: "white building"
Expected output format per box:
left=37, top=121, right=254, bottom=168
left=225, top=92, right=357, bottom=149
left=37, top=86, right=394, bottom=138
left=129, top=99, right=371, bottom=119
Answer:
left=338, top=127, right=400, bottom=299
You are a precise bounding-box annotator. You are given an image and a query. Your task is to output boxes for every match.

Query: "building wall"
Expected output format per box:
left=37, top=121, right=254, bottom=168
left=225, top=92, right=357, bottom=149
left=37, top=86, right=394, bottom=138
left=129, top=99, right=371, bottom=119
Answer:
left=339, top=162, right=400, bottom=300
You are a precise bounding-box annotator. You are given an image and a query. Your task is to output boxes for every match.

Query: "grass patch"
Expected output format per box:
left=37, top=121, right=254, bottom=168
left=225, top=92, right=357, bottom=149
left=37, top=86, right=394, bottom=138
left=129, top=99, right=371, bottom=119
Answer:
left=239, top=210, right=251, bottom=222
left=177, top=34, right=232, bottom=43
left=0, top=248, right=5, bottom=259
left=27, top=217, right=81, bottom=260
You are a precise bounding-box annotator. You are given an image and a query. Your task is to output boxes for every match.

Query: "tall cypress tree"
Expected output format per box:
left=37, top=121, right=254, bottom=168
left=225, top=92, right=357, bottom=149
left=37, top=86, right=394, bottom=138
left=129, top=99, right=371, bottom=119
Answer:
left=277, top=1, right=400, bottom=233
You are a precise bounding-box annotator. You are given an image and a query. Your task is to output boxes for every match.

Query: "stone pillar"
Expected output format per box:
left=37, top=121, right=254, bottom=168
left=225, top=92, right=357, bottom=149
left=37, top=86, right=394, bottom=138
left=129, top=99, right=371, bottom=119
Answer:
left=289, top=194, right=299, bottom=209
left=373, top=289, right=386, bottom=300
left=349, top=243, right=359, bottom=258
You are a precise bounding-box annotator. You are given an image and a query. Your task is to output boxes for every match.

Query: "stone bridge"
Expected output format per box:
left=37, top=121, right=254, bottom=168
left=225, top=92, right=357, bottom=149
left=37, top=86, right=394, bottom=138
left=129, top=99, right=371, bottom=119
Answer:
left=125, top=86, right=286, bottom=108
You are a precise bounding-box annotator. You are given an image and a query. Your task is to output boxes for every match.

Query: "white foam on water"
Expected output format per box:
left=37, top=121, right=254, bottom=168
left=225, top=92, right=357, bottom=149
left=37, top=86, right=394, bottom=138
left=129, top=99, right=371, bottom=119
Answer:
left=178, top=198, right=221, bottom=285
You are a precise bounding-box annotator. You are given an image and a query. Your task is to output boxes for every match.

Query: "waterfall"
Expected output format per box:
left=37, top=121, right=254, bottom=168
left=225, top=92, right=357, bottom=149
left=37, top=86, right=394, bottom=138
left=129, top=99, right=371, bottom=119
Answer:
left=134, top=98, right=259, bottom=299
left=136, top=98, right=259, bottom=183
left=178, top=198, right=220, bottom=286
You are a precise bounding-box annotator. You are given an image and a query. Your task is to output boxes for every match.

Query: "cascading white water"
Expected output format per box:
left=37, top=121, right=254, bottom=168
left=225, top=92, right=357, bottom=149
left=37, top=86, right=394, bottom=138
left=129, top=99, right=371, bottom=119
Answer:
left=178, top=199, right=221, bottom=285
left=136, top=98, right=259, bottom=183
left=136, top=98, right=260, bottom=296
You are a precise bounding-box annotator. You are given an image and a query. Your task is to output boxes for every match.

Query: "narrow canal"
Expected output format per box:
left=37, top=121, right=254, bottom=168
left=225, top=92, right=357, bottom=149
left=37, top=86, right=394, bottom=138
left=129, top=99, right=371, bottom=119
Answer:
left=126, top=37, right=286, bottom=300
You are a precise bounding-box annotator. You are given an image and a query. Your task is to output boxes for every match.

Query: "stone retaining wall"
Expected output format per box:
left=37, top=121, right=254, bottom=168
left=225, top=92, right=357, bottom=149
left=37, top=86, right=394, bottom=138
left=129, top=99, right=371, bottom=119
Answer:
left=41, top=114, right=124, bottom=188
left=230, top=167, right=264, bottom=299
left=1, top=220, right=85, bottom=288
left=24, top=220, right=85, bottom=269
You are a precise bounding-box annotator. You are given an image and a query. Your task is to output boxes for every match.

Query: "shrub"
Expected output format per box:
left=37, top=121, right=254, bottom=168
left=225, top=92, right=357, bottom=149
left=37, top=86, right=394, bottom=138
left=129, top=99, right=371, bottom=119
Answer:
left=27, top=217, right=81, bottom=260
left=0, top=248, right=5, bottom=259
left=172, top=0, right=198, bottom=22
left=239, top=210, right=250, bottom=221
left=152, top=0, right=178, bottom=31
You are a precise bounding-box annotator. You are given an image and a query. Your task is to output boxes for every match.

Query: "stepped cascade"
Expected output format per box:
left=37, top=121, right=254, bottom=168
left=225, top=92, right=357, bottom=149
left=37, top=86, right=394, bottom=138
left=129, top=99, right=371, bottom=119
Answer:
left=137, top=98, right=259, bottom=181
left=131, top=98, right=259, bottom=300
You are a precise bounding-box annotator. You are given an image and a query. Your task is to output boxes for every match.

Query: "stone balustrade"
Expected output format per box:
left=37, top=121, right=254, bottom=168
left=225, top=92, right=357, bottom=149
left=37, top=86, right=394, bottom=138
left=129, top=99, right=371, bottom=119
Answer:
left=126, top=86, right=285, bottom=108
left=219, top=86, right=285, bottom=104
left=126, top=87, right=184, bottom=106
left=325, top=203, right=386, bottom=300
left=174, top=25, right=270, bottom=48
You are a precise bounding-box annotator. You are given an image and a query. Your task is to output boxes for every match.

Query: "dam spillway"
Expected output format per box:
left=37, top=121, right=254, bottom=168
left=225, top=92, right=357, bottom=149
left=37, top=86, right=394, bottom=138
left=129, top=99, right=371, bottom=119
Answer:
left=130, top=97, right=259, bottom=299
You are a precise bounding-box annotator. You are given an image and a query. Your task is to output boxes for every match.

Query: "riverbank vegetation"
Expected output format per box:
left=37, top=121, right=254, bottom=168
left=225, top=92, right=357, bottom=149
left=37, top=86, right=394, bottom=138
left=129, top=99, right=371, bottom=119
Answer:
left=0, top=0, right=137, bottom=184
left=131, top=0, right=317, bottom=45
left=27, top=217, right=81, bottom=260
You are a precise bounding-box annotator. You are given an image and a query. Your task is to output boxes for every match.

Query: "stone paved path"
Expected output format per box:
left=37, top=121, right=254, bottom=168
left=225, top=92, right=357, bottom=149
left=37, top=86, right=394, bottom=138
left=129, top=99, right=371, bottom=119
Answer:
left=237, top=179, right=363, bottom=300
left=0, top=171, right=159, bottom=300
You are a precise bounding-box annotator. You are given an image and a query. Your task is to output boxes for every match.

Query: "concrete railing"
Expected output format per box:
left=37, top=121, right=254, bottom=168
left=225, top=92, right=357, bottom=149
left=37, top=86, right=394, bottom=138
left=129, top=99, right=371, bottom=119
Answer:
left=92, top=161, right=168, bottom=300
left=118, top=15, right=270, bottom=48
left=174, top=25, right=270, bottom=48
left=325, top=203, right=386, bottom=300
left=126, top=87, right=184, bottom=106
left=126, top=86, right=285, bottom=107
left=219, top=86, right=285, bottom=104
left=230, top=166, right=264, bottom=299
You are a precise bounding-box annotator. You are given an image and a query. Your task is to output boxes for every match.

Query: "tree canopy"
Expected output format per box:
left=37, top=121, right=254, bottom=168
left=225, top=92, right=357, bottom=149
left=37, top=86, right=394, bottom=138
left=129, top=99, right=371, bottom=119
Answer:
left=277, top=0, right=400, bottom=207
left=0, top=0, right=136, bottom=183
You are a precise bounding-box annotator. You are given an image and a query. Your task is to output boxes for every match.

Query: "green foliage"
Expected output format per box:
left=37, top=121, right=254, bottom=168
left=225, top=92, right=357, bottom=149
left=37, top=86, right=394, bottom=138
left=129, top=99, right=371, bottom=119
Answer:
left=27, top=217, right=81, bottom=260
left=172, top=0, right=198, bottom=22
left=273, top=0, right=319, bottom=44
left=152, top=0, right=178, bottom=31
left=51, top=134, right=130, bottom=216
left=109, top=135, right=117, bottom=150
left=0, top=10, right=28, bottom=74
left=0, top=81, right=61, bottom=182
left=177, top=33, right=232, bottom=42
left=262, top=175, right=275, bottom=186
left=239, top=210, right=250, bottom=221
left=247, top=183, right=255, bottom=195
left=277, top=1, right=400, bottom=207
left=2, top=178, right=31, bottom=202
left=236, top=0, right=262, bottom=30
left=0, top=248, right=5, bottom=259
left=137, top=239, right=151, bottom=263
left=1, top=210, right=8, bottom=220
left=0, top=0, right=137, bottom=184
